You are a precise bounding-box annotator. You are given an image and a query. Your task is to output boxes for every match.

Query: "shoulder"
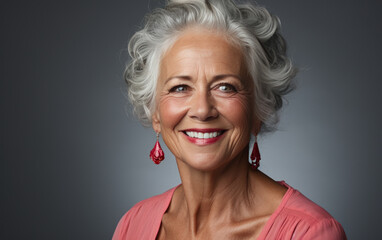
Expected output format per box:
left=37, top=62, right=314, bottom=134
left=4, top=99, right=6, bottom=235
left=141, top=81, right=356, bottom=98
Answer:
left=284, top=188, right=346, bottom=239
left=126, top=186, right=174, bottom=217
left=263, top=182, right=347, bottom=239
left=283, top=187, right=334, bottom=222
left=112, top=186, right=177, bottom=240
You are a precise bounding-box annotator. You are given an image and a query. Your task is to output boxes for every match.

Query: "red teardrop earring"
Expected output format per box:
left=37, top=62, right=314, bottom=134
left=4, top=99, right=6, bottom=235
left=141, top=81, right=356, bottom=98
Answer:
left=150, top=132, right=165, bottom=164
left=250, top=135, right=261, bottom=170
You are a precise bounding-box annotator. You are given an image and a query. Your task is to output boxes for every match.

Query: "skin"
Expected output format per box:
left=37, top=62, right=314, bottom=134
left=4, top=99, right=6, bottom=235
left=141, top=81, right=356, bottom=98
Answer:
left=152, top=27, right=287, bottom=240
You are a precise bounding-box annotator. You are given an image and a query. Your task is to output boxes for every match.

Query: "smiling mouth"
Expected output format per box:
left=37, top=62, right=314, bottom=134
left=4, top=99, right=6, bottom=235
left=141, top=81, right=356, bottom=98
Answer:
left=183, top=130, right=225, bottom=139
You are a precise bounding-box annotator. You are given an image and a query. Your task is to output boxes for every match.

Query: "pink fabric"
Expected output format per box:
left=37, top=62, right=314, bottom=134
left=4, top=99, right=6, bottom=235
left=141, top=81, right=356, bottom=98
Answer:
left=112, top=182, right=346, bottom=239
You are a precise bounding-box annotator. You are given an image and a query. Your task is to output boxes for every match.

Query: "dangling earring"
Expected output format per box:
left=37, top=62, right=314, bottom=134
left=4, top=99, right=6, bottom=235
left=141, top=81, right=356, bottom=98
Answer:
left=250, top=135, right=261, bottom=169
left=150, top=132, right=165, bottom=164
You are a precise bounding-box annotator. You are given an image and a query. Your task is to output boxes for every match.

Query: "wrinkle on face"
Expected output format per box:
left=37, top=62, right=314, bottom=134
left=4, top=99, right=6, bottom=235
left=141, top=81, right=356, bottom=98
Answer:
left=152, top=27, right=257, bottom=171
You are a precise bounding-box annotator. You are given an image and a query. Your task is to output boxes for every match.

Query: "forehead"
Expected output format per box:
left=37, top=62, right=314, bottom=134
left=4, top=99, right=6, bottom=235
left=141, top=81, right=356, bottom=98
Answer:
left=160, top=28, right=246, bottom=78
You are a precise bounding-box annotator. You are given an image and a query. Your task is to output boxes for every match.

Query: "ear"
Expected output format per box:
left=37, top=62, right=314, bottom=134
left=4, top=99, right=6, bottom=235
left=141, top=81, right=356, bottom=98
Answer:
left=252, top=116, right=262, bottom=136
left=151, top=110, right=161, bottom=133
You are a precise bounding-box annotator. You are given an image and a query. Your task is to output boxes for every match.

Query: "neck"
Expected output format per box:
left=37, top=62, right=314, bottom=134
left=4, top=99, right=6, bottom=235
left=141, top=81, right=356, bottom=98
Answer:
left=175, top=146, right=255, bottom=235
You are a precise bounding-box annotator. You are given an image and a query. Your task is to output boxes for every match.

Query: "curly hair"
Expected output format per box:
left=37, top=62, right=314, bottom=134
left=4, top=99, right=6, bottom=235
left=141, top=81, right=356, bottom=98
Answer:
left=125, top=0, right=296, bottom=132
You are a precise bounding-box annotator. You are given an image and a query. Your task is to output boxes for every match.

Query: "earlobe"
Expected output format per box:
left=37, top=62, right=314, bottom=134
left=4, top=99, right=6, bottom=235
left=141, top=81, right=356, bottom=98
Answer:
left=151, top=111, right=161, bottom=133
left=252, top=117, right=262, bottom=136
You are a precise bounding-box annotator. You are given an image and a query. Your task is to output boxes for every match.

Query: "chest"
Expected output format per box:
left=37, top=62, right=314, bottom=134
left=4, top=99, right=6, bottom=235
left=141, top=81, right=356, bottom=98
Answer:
left=156, top=213, right=270, bottom=240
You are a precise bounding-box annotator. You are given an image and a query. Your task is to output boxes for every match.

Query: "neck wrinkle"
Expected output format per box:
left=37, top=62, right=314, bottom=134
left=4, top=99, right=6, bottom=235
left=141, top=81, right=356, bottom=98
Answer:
left=176, top=148, right=254, bottom=236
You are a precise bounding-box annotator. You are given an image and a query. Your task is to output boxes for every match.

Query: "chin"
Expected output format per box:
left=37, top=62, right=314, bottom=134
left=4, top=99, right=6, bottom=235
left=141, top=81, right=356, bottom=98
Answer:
left=178, top=153, right=234, bottom=172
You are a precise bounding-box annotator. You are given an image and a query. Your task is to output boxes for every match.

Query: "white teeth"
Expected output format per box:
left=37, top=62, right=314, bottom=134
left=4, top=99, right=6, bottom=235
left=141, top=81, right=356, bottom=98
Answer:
left=185, top=131, right=223, bottom=139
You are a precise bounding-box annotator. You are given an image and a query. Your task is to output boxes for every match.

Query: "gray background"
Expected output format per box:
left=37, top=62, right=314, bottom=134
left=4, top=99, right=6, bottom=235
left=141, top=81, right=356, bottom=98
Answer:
left=1, top=0, right=381, bottom=239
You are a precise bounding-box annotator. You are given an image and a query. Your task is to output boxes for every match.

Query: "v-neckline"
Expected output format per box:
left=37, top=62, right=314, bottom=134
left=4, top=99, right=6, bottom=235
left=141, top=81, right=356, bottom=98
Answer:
left=154, top=181, right=294, bottom=239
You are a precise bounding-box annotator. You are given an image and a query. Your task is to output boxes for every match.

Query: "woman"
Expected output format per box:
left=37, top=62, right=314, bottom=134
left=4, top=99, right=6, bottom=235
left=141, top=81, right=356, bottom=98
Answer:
left=113, top=0, right=346, bottom=239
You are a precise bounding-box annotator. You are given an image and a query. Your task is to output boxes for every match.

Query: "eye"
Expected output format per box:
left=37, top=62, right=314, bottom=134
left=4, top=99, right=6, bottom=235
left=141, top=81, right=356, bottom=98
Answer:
left=169, top=85, right=189, bottom=93
left=215, top=83, right=237, bottom=93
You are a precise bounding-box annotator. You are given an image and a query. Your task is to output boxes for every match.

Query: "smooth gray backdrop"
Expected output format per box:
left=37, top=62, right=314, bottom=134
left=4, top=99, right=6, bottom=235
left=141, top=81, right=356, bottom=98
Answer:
left=2, top=0, right=381, bottom=239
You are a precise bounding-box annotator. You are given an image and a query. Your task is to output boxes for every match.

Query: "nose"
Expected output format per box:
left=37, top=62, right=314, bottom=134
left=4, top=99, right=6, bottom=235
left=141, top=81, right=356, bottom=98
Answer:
left=188, top=89, right=218, bottom=121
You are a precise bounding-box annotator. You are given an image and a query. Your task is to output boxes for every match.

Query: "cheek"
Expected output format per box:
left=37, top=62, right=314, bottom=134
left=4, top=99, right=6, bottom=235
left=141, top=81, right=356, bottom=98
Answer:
left=218, top=96, right=253, bottom=130
left=158, top=96, right=188, bottom=129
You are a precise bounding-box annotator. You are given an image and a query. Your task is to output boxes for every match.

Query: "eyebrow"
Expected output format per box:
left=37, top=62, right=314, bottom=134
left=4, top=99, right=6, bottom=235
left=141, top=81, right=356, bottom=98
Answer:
left=164, top=75, right=192, bottom=84
left=164, top=74, right=242, bottom=84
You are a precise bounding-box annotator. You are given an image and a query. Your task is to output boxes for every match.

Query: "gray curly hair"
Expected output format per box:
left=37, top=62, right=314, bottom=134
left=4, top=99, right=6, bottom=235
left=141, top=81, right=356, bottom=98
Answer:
left=125, top=0, right=296, bottom=132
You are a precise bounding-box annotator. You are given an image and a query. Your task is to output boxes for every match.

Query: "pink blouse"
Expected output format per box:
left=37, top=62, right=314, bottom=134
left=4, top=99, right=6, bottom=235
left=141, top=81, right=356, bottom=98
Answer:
left=112, top=182, right=346, bottom=239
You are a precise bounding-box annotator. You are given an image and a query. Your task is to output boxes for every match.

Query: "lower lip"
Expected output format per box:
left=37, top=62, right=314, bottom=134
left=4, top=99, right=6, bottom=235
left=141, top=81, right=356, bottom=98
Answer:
left=183, top=132, right=224, bottom=145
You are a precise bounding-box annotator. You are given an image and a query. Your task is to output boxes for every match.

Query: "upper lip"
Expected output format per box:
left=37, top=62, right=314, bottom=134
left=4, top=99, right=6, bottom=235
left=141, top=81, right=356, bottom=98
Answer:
left=181, top=128, right=225, bottom=133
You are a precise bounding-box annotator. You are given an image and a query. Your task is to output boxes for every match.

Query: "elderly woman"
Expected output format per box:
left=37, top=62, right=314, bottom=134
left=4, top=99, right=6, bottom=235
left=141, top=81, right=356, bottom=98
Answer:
left=113, top=0, right=346, bottom=239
